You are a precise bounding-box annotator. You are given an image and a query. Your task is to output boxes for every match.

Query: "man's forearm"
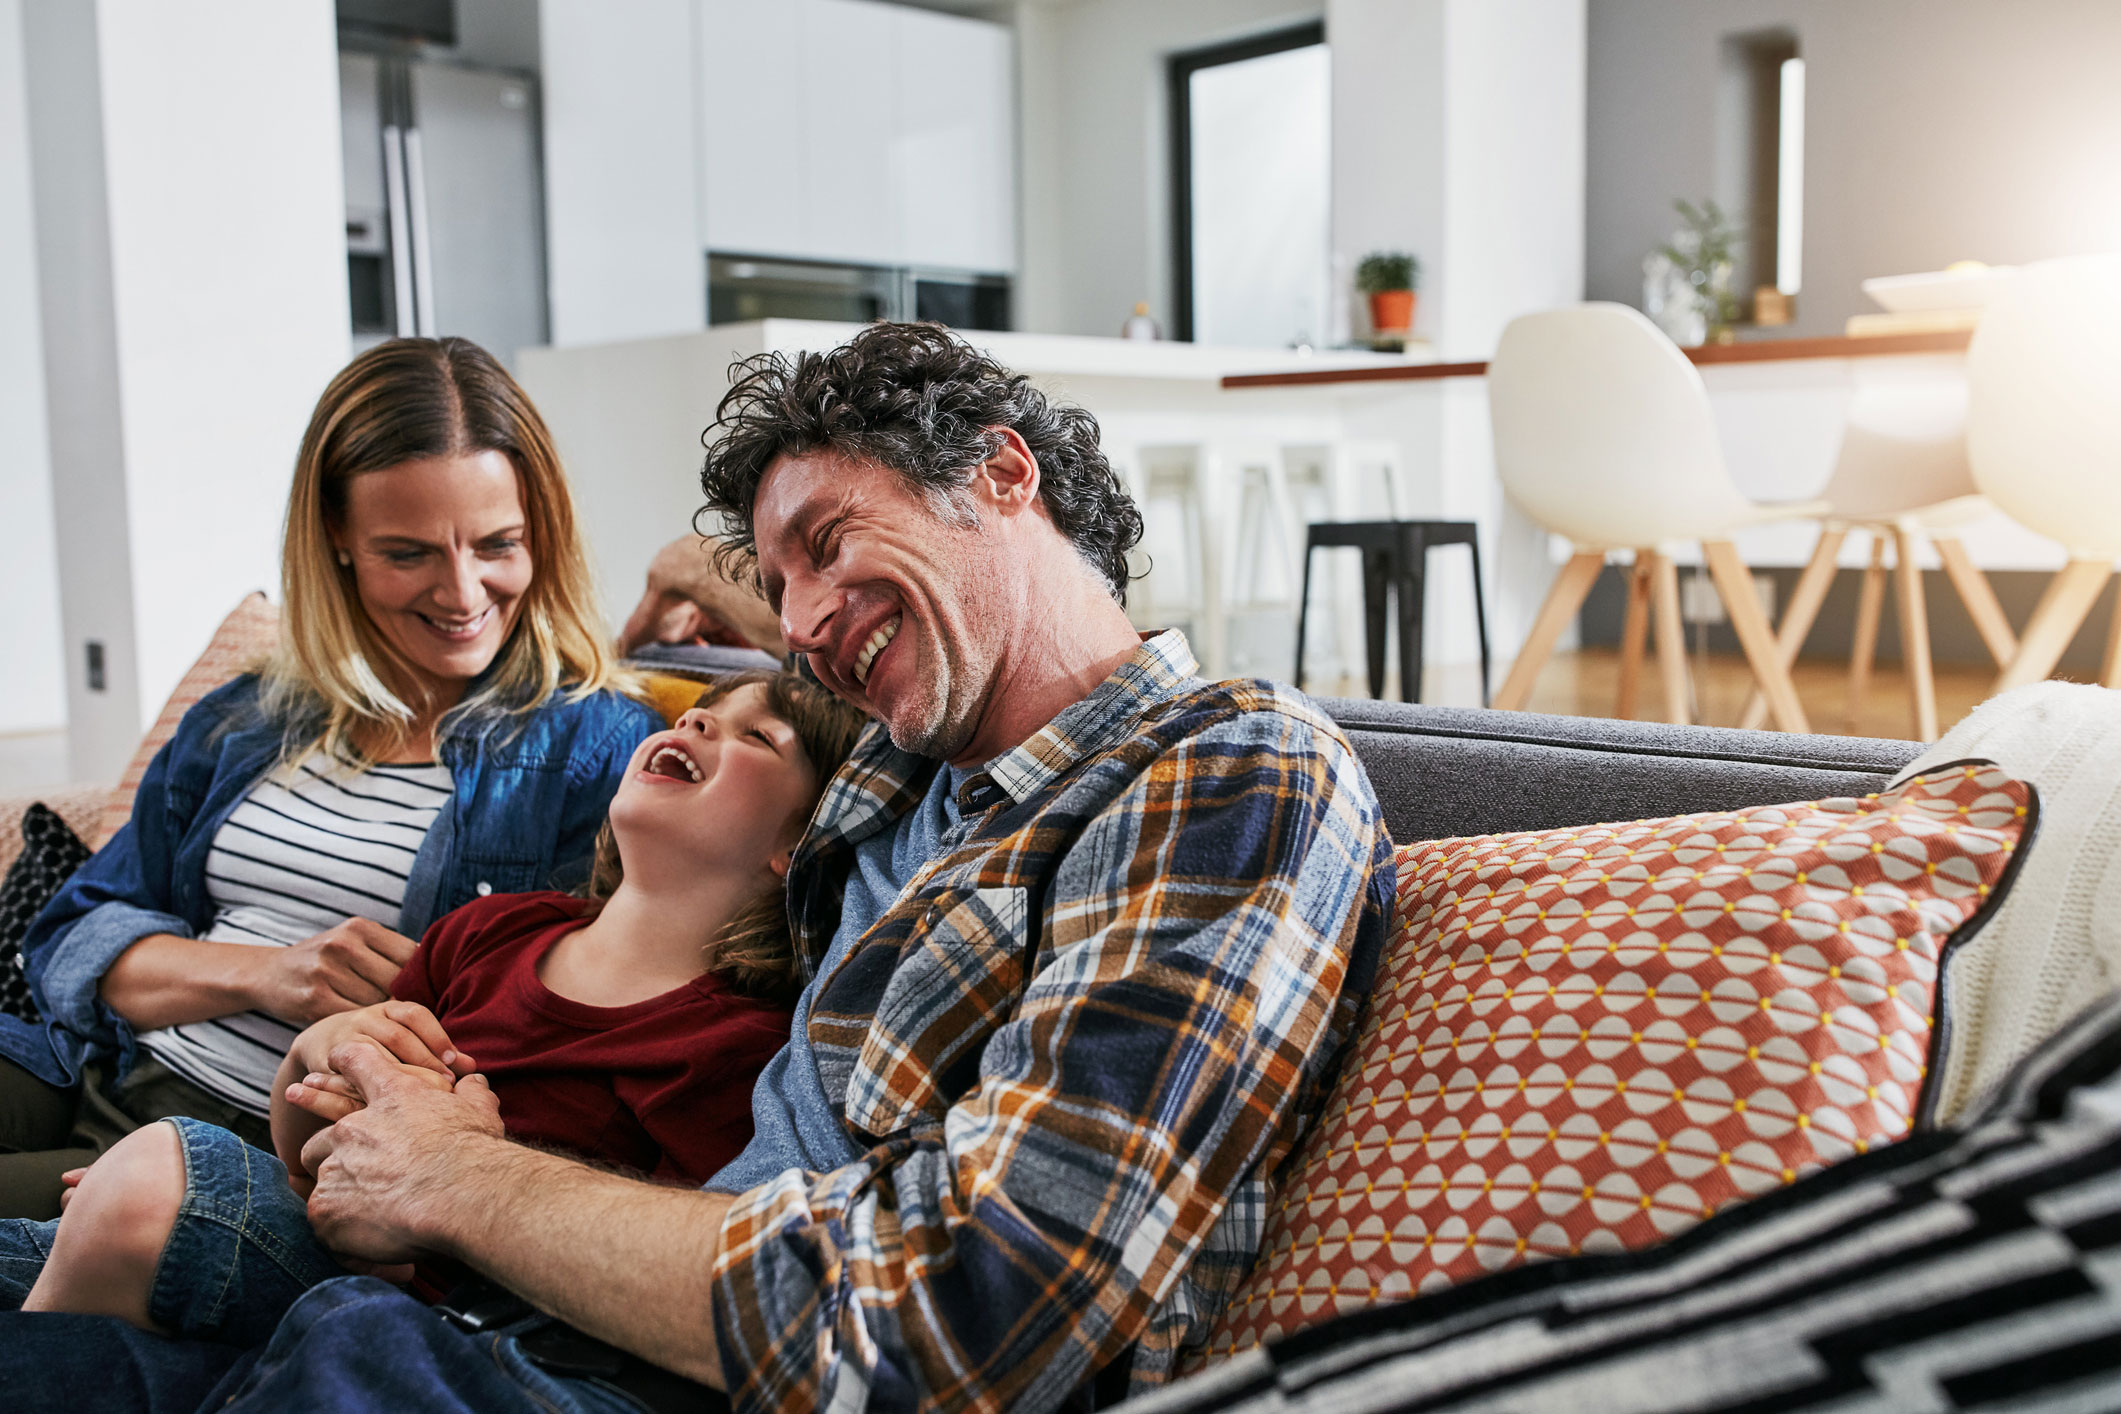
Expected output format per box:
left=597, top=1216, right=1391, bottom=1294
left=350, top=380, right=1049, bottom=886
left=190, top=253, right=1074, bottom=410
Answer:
left=632, top=535, right=785, bottom=654
left=425, top=1137, right=736, bottom=1387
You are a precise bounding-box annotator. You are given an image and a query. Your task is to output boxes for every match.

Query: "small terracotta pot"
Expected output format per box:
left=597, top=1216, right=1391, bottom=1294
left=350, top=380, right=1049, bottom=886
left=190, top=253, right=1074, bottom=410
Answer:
left=1369, top=289, right=1417, bottom=333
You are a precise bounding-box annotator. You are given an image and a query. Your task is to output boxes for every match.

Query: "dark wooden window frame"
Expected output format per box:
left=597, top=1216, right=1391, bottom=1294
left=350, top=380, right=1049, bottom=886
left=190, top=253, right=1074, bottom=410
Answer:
left=1167, top=19, right=1326, bottom=343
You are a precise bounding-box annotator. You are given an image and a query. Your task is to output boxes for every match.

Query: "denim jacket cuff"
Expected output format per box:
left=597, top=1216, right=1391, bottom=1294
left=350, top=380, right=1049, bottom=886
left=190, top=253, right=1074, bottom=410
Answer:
left=42, top=901, right=190, bottom=1050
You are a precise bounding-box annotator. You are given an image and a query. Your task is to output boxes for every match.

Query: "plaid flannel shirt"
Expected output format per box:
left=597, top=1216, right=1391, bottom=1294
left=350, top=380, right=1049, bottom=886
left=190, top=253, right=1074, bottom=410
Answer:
left=709, top=631, right=1393, bottom=1413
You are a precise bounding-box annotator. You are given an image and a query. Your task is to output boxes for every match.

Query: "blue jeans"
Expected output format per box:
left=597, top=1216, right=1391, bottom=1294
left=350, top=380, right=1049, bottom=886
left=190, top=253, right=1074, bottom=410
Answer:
left=0, top=1117, right=343, bottom=1346
left=0, top=1276, right=654, bottom=1413
left=0, top=1118, right=657, bottom=1413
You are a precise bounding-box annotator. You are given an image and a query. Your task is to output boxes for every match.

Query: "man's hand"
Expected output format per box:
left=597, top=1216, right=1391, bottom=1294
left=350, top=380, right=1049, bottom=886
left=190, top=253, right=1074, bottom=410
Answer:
left=257, top=919, right=421, bottom=1025
left=618, top=535, right=785, bottom=656
left=301, top=1041, right=506, bottom=1266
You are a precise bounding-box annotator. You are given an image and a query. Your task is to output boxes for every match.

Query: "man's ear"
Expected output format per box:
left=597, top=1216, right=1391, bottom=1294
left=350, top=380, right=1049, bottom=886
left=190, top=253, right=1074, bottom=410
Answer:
left=968, top=427, right=1042, bottom=518
left=768, top=846, right=794, bottom=880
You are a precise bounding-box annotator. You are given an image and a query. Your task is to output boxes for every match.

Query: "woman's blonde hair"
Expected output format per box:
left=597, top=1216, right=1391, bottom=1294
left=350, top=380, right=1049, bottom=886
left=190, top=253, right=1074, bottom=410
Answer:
left=583, top=671, right=867, bottom=1002
left=262, top=337, right=625, bottom=762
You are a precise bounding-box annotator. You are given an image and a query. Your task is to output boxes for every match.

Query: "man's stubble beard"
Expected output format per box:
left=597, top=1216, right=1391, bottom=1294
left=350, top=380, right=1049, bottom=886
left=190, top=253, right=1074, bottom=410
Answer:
left=882, top=628, right=982, bottom=762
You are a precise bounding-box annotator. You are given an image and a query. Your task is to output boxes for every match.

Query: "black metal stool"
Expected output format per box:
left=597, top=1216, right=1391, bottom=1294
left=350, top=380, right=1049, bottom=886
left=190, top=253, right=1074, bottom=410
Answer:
left=1295, top=521, right=1491, bottom=705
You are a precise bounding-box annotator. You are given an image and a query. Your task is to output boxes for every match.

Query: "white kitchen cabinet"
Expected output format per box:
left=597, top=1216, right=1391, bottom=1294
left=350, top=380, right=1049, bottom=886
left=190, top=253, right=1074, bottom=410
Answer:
left=696, top=0, right=1016, bottom=273
left=892, top=6, right=1015, bottom=275
left=697, top=0, right=805, bottom=259
left=799, top=0, right=900, bottom=265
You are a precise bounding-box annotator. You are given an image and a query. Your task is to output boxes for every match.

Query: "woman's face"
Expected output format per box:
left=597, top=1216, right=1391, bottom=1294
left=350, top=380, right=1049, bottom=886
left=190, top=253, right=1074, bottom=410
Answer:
left=335, top=451, right=534, bottom=697
left=608, top=684, right=822, bottom=885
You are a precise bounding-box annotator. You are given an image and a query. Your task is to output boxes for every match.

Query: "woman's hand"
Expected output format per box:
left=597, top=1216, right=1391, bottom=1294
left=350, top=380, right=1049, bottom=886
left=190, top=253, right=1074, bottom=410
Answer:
left=257, top=920, right=422, bottom=1026
left=100, top=923, right=416, bottom=1033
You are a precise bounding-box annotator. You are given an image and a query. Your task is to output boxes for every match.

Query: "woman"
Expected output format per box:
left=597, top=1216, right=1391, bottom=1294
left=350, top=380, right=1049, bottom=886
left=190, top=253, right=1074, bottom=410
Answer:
left=7, top=671, right=865, bottom=1341
left=0, top=338, right=663, bottom=1217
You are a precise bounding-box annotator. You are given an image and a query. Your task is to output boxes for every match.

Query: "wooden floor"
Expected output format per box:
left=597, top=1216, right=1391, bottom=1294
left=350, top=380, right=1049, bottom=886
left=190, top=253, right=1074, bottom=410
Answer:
left=1332, top=650, right=2017, bottom=743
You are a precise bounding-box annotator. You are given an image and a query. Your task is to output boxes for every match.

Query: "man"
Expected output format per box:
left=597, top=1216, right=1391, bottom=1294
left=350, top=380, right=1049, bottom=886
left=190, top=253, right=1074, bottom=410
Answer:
left=0, top=324, right=1392, bottom=1413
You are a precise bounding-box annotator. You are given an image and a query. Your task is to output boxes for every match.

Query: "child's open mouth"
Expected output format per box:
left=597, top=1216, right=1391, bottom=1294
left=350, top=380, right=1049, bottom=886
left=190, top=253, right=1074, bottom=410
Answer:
left=644, top=744, right=702, bottom=783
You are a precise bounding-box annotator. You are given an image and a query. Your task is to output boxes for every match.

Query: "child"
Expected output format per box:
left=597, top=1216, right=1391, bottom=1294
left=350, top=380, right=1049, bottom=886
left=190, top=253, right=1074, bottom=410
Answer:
left=1, top=671, right=863, bottom=1344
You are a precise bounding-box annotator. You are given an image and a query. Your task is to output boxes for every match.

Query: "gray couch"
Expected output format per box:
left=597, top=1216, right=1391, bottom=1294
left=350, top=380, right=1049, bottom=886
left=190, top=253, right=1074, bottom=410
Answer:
left=1324, top=697, right=1921, bottom=843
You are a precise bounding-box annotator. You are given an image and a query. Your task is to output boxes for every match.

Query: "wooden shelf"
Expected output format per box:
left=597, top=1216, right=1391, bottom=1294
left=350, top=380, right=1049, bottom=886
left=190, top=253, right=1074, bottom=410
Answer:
left=1220, top=328, right=1974, bottom=389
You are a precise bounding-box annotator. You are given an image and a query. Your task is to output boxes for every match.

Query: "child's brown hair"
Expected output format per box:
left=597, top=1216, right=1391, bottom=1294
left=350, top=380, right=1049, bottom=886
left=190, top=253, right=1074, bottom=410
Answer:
left=582, top=670, right=866, bottom=1001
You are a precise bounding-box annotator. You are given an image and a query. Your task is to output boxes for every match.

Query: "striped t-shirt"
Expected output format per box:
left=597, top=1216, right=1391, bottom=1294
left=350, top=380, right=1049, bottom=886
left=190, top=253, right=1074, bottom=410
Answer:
left=136, top=753, right=453, bottom=1115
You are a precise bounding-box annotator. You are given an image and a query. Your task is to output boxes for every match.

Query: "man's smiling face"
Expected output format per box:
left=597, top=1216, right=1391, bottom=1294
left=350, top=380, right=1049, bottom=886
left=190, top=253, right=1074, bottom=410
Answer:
left=753, top=451, right=1004, bottom=761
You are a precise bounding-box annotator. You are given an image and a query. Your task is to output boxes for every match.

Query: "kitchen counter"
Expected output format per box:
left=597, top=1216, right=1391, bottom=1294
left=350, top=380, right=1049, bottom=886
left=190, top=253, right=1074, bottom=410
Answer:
left=1222, top=328, right=1974, bottom=388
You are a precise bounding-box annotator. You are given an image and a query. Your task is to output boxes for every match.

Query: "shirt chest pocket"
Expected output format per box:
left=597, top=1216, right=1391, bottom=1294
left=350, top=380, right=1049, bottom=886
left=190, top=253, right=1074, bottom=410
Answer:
left=842, top=885, right=1031, bottom=1140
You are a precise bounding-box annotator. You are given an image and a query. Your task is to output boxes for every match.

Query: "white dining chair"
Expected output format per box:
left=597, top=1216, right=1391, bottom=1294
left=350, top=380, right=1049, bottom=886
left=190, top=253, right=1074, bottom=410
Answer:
left=1735, top=375, right=2014, bottom=740
left=1488, top=303, right=1827, bottom=731
left=1967, top=254, right=2121, bottom=692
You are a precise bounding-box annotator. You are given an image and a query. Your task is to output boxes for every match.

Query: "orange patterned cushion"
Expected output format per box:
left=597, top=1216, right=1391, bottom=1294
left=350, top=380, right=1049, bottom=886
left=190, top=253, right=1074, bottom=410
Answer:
left=1192, top=762, right=2031, bottom=1367
left=95, top=593, right=280, bottom=847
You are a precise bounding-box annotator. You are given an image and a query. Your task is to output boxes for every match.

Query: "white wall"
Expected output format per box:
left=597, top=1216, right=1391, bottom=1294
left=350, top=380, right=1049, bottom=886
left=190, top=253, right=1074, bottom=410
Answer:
left=0, top=0, right=65, bottom=737
left=1588, top=0, right=2121, bottom=338
left=540, top=0, right=704, bottom=346
left=1011, top=0, right=1321, bottom=339
left=25, top=0, right=349, bottom=780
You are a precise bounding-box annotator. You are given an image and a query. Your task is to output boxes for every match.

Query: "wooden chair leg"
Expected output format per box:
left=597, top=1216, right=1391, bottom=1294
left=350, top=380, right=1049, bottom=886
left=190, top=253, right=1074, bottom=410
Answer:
left=1703, top=540, right=1809, bottom=733
left=2104, top=595, right=2121, bottom=689
left=1994, top=559, right=2111, bottom=694
left=1494, top=550, right=1605, bottom=712
left=1847, top=534, right=1887, bottom=732
left=1933, top=536, right=2019, bottom=668
left=1647, top=551, right=1691, bottom=726
left=1891, top=526, right=1939, bottom=741
left=1740, top=525, right=1846, bottom=730
left=1616, top=555, right=1652, bottom=720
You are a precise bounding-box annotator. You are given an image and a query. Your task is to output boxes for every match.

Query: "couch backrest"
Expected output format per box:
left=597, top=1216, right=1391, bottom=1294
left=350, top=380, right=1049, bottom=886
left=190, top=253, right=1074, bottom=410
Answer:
left=1322, top=698, right=1922, bottom=844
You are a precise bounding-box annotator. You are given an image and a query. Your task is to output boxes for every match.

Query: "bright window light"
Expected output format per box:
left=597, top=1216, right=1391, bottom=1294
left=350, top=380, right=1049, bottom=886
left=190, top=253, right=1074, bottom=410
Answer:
left=1776, top=56, right=1805, bottom=295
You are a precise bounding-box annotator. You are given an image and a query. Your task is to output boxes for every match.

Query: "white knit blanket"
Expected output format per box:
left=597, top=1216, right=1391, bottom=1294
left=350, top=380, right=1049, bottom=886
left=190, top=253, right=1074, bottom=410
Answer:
left=1893, top=681, right=2121, bottom=1124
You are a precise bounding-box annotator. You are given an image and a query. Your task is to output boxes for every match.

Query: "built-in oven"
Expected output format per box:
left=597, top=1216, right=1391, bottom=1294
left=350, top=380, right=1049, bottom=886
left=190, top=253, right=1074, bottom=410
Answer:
left=910, top=270, right=1010, bottom=331
left=708, top=254, right=1011, bottom=332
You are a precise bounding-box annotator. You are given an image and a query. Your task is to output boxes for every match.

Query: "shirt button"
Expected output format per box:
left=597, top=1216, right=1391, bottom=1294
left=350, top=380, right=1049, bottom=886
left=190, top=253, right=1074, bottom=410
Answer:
left=476, top=881, right=493, bottom=896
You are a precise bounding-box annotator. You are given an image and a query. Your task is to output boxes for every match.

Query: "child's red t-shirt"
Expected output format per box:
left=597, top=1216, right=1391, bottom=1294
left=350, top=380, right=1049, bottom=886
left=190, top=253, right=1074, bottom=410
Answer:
left=389, top=891, right=790, bottom=1185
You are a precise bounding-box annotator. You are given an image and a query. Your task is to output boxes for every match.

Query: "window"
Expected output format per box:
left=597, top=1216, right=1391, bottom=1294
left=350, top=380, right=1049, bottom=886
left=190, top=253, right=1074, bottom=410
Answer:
left=1169, top=23, right=1330, bottom=347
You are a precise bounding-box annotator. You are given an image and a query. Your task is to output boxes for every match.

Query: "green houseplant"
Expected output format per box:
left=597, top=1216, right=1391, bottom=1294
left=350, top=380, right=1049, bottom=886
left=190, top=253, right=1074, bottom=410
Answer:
left=1653, top=199, right=1743, bottom=343
left=1356, top=250, right=1421, bottom=335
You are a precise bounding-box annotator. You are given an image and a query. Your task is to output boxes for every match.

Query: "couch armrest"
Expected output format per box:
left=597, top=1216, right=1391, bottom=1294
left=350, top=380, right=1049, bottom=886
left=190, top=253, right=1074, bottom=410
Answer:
left=1, top=786, right=118, bottom=875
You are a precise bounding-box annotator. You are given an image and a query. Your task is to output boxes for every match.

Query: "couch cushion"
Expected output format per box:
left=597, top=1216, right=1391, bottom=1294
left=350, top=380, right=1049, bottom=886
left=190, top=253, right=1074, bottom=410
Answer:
left=0, top=803, right=92, bottom=1022
left=1323, top=699, right=1922, bottom=845
left=1190, top=762, right=2033, bottom=1367
left=1885, top=681, right=2121, bottom=1125
left=96, top=592, right=280, bottom=847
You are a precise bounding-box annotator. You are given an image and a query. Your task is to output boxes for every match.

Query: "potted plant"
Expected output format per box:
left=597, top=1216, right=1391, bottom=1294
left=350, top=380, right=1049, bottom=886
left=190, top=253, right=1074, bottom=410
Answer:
left=1645, top=199, right=1742, bottom=345
left=1356, top=251, right=1421, bottom=337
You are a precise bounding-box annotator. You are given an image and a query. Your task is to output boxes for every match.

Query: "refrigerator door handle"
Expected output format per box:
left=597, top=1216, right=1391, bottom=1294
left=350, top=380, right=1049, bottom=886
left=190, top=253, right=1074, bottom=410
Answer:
left=382, top=124, right=418, bottom=338
left=404, top=126, right=439, bottom=338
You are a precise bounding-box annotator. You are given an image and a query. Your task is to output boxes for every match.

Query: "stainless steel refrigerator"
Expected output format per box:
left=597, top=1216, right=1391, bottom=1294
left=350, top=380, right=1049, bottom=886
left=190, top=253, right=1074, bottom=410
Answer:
left=340, top=52, right=547, bottom=364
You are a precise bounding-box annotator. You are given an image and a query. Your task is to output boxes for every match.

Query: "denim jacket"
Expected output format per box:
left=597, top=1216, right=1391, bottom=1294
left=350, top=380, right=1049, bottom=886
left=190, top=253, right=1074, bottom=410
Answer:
left=0, top=674, right=660, bottom=1088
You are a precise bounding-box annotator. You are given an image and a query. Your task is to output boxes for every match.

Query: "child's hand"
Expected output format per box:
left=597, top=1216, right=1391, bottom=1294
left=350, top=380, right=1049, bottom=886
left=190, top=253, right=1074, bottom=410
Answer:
left=284, top=1039, right=461, bottom=1122
left=57, top=1166, right=86, bottom=1213
left=288, top=1000, right=474, bottom=1087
